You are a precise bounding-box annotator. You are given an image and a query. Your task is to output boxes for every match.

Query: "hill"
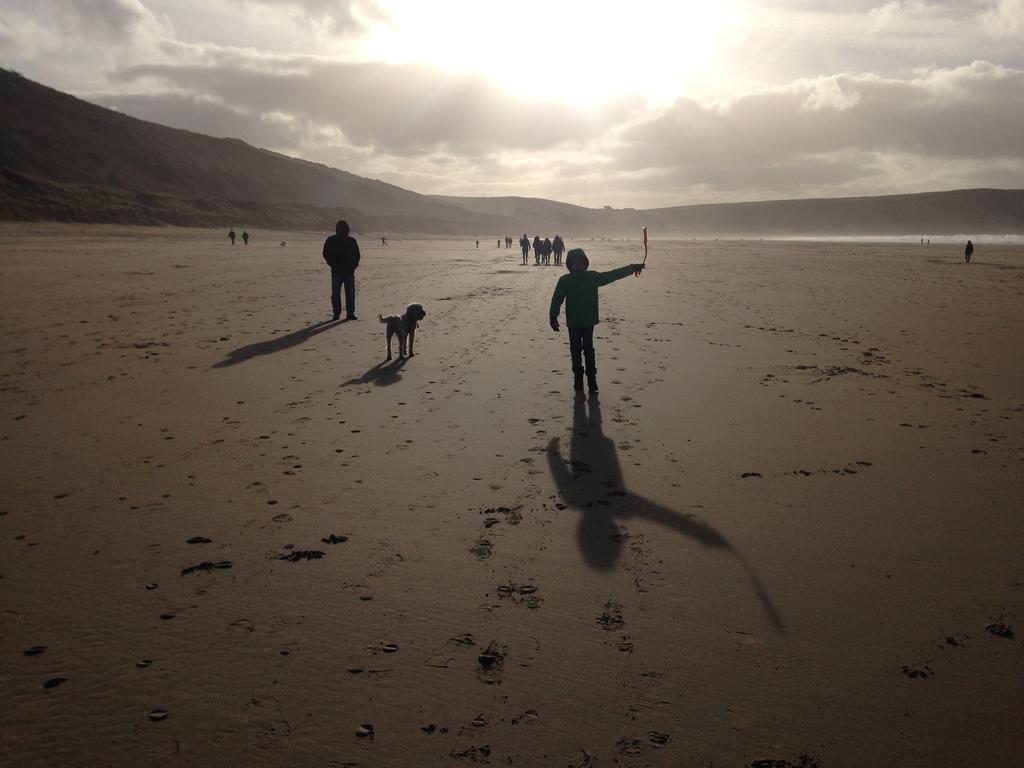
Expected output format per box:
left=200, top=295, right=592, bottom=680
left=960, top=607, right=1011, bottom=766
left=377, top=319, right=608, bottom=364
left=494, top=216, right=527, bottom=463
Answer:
left=642, top=190, right=1024, bottom=237
left=0, top=68, right=508, bottom=233
left=2, top=69, right=1022, bottom=236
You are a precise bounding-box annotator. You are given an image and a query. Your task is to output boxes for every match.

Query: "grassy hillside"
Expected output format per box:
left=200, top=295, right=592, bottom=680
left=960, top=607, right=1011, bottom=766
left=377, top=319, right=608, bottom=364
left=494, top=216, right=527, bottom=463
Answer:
left=0, top=69, right=504, bottom=231
left=2, top=69, right=1022, bottom=236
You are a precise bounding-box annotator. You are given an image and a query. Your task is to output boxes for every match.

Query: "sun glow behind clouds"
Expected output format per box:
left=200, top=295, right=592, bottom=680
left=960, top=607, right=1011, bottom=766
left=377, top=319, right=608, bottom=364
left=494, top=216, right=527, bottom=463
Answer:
left=358, top=0, right=738, bottom=107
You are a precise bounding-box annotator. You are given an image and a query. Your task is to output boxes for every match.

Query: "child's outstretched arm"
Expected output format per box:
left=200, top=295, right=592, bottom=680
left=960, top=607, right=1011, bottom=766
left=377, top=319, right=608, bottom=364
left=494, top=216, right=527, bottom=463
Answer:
left=549, top=279, right=567, bottom=331
left=595, top=264, right=644, bottom=286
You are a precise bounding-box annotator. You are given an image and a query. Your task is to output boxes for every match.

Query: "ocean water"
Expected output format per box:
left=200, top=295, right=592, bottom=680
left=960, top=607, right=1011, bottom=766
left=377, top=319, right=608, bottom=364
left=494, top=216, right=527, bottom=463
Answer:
left=775, top=234, right=1024, bottom=245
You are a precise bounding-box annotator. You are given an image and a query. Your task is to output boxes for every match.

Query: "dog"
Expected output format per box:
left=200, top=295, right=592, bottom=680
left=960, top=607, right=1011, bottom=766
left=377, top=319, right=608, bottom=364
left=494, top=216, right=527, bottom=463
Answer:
left=378, top=303, right=427, bottom=360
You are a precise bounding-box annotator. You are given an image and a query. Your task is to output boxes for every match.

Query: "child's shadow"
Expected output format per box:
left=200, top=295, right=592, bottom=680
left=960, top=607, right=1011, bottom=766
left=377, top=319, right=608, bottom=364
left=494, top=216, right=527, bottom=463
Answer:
left=340, top=357, right=407, bottom=387
left=547, top=395, right=784, bottom=633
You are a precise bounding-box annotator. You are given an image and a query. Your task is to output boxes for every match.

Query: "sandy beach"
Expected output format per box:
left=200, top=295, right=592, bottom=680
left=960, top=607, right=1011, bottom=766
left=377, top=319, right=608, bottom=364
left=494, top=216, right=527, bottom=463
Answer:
left=1, top=223, right=1022, bottom=767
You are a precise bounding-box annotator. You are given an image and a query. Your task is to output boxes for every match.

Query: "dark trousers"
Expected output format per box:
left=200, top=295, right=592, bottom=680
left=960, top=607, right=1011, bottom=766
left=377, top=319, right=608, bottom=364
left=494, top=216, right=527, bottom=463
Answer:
left=331, top=270, right=355, bottom=317
left=567, top=326, right=596, bottom=381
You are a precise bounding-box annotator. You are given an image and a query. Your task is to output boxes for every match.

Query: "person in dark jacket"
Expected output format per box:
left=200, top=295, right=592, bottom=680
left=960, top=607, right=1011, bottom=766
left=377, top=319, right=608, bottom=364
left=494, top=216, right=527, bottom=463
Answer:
left=322, top=220, right=361, bottom=320
left=549, top=248, right=643, bottom=393
left=965, top=239, right=974, bottom=264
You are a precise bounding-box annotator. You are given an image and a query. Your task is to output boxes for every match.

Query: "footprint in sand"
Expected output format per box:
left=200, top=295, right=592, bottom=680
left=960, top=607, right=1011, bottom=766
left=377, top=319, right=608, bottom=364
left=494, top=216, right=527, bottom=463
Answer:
left=496, top=582, right=542, bottom=608
left=470, top=537, right=493, bottom=560
left=450, top=745, right=491, bottom=761
left=511, top=709, right=539, bottom=725
left=479, top=505, right=523, bottom=525
left=648, top=731, right=670, bottom=748
left=985, top=622, right=1015, bottom=639
left=597, top=600, right=625, bottom=631
left=569, top=749, right=599, bottom=767
left=476, top=641, right=506, bottom=684
left=900, top=662, right=934, bottom=679
left=616, top=736, right=644, bottom=756
left=750, top=754, right=820, bottom=768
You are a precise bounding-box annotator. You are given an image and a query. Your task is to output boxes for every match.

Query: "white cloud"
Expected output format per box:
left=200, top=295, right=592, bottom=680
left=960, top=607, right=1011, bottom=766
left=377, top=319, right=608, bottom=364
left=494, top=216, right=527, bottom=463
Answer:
left=868, top=0, right=965, bottom=35
left=2, top=1, right=1023, bottom=206
left=980, top=0, right=1024, bottom=38
left=5, top=0, right=167, bottom=43
left=109, top=58, right=632, bottom=155
left=611, top=62, right=1024, bottom=204
left=227, top=0, right=389, bottom=34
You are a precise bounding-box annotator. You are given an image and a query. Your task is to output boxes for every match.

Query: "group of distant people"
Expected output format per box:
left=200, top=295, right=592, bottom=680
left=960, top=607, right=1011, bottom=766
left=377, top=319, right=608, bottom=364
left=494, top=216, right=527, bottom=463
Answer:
left=275, top=223, right=981, bottom=396
left=517, top=234, right=565, bottom=265
left=312, top=221, right=644, bottom=392
left=227, top=229, right=250, bottom=245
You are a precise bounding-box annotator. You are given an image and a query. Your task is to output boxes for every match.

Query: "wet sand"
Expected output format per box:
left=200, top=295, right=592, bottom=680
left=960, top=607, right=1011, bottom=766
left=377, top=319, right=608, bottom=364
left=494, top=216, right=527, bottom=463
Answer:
left=1, top=223, right=1022, bottom=767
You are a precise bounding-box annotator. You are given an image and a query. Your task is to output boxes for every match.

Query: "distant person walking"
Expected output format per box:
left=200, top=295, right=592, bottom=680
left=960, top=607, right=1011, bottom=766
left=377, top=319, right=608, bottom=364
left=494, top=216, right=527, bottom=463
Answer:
left=322, top=220, right=361, bottom=321
left=552, top=234, right=565, bottom=266
left=965, top=239, right=973, bottom=264
left=228, top=229, right=236, bottom=245
left=381, top=236, right=388, bottom=246
left=533, top=235, right=542, bottom=264
left=549, top=248, right=644, bottom=393
left=520, top=234, right=530, bottom=264
left=242, top=230, right=249, bottom=245
left=476, top=239, right=480, bottom=248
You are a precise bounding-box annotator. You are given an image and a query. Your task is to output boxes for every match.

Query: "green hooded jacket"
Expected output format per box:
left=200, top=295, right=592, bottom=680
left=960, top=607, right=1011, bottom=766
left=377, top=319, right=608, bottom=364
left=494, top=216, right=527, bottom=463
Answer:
left=549, top=264, right=637, bottom=328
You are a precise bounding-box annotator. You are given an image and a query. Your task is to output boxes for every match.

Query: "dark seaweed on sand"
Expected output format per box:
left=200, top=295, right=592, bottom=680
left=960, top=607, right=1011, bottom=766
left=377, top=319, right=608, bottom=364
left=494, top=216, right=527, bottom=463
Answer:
left=276, top=550, right=325, bottom=562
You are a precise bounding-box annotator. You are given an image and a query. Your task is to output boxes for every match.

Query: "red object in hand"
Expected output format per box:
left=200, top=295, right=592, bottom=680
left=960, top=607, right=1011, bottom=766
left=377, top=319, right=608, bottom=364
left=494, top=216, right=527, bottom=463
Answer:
left=636, top=226, right=648, bottom=276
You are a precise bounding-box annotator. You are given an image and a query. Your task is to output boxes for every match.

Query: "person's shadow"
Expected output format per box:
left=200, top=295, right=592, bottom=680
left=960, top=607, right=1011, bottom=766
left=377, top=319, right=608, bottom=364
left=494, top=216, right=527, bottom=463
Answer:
left=212, top=319, right=342, bottom=368
left=340, top=357, right=407, bottom=387
left=547, top=395, right=784, bottom=633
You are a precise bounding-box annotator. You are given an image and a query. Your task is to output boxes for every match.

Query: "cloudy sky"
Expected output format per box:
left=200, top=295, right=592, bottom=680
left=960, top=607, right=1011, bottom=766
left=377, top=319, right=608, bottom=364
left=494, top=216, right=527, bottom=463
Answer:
left=2, top=0, right=1023, bottom=207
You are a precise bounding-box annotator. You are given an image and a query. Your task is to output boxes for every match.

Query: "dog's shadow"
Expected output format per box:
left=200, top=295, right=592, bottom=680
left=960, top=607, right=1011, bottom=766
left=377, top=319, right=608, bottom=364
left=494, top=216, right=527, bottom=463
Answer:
left=341, top=357, right=407, bottom=387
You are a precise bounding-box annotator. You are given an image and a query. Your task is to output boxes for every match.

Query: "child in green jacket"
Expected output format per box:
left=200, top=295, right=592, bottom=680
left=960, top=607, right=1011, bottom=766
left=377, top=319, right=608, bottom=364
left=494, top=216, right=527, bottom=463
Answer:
left=549, top=248, right=644, bottom=392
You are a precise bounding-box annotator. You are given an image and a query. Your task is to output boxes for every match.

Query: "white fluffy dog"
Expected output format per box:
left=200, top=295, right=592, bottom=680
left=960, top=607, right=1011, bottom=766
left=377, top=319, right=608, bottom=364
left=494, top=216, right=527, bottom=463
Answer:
left=378, top=303, right=427, bottom=360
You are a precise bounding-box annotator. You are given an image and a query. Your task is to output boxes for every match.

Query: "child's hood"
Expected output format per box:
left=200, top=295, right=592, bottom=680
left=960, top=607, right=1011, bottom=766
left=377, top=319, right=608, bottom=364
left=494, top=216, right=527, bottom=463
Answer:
left=565, top=248, right=589, bottom=271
